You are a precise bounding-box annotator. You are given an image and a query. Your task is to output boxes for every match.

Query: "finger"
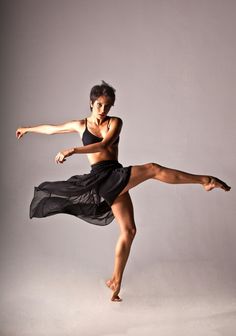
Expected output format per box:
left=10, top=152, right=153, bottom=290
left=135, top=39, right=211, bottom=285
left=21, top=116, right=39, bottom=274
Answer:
left=55, top=153, right=60, bottom=159
left=59, top=157, right=64, bottom=163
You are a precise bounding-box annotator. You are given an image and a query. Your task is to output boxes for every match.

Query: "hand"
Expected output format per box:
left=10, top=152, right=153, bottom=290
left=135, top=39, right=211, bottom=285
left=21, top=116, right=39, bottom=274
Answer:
left=16, top=127, right=28, bottom=139
left=55, top=148, right=74, bottom=164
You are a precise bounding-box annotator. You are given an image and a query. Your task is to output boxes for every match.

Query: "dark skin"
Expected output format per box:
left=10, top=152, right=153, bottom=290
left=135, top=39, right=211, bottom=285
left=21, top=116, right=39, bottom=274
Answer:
left=16, top=95, right=231, bottom=302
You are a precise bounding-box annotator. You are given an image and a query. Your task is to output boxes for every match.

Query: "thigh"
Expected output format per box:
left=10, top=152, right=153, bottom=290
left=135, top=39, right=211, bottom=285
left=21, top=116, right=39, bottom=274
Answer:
left=111, top=192, right=136, bottom=233
left=119, top=163, right=155, bottom=196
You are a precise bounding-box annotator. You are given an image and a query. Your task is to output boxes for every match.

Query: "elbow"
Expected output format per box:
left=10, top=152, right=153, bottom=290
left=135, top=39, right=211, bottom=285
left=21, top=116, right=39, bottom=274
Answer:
left=100, top=141, right=108, bottom=151
left=47, top=126, right=58, bottom=135
left=100, top=140, right=114, bottom=151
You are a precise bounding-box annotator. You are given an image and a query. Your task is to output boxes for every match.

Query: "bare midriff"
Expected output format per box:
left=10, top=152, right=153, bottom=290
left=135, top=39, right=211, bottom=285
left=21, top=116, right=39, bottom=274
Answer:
left=86, top=145, right=119, bottom=165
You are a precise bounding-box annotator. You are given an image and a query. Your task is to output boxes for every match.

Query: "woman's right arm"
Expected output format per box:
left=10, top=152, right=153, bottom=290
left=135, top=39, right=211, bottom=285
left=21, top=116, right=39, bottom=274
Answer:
left=16, top=120, right=81, bottom=139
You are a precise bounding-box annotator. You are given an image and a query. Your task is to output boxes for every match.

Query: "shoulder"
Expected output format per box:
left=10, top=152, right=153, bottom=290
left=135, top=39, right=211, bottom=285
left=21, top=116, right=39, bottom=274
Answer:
left=69, top=119, right=86, bottom=132
left=109, top=116, right=123, bottom=127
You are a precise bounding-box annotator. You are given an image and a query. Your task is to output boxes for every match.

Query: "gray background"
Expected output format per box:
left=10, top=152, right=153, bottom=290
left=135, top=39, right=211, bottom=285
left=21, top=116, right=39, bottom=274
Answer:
left=1, top=0, right=236, bottom=335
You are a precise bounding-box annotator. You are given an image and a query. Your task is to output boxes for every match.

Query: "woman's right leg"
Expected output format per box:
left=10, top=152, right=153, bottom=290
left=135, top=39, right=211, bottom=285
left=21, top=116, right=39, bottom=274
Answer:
left=120, top=163, right=230, bottom=195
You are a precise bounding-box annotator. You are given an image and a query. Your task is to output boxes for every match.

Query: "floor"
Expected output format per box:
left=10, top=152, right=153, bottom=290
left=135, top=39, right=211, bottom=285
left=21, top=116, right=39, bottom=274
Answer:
left=0, top=260, right=235, bottom=336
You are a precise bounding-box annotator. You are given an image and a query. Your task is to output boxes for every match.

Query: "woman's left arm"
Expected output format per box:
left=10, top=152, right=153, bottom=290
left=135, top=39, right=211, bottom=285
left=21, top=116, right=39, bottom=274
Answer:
left=55, top=117, right=122, bottom=164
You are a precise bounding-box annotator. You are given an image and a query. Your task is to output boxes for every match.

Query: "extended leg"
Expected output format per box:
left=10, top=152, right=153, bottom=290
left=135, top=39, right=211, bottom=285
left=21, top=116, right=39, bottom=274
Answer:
left=106, top=192, right=136, bottom=302
left=120, top=163, right=231, bottom=195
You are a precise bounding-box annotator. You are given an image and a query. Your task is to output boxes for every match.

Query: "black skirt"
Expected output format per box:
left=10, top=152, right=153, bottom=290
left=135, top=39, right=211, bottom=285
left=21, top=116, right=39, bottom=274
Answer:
left=29, top=160, right=132, bottom=226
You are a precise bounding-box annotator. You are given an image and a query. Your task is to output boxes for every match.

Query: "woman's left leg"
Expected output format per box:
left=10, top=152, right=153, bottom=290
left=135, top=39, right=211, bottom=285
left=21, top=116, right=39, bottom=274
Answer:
left=120, top=163, right=231, bottom=196
left=106, top=192, right=136, bottom=302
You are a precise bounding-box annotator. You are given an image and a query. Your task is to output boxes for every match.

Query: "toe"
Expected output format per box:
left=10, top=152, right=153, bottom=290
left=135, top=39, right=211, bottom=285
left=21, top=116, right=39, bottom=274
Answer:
left=111, top=295, right=122, bottom=302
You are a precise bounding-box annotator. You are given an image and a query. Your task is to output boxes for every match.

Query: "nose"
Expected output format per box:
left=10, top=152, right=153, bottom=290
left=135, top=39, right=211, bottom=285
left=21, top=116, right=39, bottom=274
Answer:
left=100, top=105, right=105, bottom=113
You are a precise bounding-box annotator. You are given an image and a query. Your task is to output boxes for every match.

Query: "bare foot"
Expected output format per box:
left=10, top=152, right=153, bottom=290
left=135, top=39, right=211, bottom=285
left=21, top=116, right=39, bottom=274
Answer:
left=203, top=176, right=231, bottom=192
left=106, top=279, right=122, bottom=302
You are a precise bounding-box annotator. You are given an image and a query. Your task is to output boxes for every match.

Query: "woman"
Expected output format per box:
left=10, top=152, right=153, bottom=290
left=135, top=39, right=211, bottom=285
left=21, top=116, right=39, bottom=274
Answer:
left=16, top=81, right=231, bottom=302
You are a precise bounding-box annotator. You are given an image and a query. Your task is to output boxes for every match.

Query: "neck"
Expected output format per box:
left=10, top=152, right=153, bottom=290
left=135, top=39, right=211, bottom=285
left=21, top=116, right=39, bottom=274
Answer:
left=89, top=114, right=108, bottom=125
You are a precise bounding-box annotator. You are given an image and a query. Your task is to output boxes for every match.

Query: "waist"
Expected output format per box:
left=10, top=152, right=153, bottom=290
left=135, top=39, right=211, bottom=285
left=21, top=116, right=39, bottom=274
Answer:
left=90, top=160, right=122, bottom=173
left=86, top=148, right=118, bottom=166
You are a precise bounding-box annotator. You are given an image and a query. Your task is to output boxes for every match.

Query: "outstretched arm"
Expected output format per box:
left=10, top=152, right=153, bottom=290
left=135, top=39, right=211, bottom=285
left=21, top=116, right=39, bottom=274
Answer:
left=16, top=120, right=80, bottom=139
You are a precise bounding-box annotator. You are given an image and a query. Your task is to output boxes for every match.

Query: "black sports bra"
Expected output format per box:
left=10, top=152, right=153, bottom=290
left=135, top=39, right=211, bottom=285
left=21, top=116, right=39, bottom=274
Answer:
left=82, top=117, right=120, bottom=146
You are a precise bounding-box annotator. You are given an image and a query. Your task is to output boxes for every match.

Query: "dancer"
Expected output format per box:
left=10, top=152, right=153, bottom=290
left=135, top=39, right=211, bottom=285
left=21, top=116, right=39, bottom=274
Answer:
left=16, top=81, right=231, bottom=302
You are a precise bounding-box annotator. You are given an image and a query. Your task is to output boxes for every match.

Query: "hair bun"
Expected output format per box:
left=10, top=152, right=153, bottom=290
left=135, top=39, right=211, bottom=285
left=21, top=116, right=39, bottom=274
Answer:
left=101, top=80, right=116, bottom=92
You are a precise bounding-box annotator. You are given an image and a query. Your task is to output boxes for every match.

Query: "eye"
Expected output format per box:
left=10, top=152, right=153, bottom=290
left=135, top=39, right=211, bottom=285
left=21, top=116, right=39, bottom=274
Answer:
left=97, top=103, right=102, bottom=107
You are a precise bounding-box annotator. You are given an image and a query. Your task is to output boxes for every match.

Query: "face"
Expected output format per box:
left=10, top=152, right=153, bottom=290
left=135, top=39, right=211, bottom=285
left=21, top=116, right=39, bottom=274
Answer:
left=90, top=95, right=113, bottom=119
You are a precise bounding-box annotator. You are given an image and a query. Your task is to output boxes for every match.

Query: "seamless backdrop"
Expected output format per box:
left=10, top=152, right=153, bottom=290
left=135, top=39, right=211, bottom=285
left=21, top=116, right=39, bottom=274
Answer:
left=1, top=1, right=236, bottom=335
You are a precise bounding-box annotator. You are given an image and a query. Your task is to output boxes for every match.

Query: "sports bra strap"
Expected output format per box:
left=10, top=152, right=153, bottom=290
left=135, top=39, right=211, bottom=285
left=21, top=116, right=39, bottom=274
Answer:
left=85, top=117, right=112, bottom=131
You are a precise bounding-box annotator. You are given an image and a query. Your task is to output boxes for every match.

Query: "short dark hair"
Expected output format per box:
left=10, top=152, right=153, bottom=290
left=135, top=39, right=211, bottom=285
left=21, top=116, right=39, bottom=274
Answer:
left=90, top=80, right=116, bottom=110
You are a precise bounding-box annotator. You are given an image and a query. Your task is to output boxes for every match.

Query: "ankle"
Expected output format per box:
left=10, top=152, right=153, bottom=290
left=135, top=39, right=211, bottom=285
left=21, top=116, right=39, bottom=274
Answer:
left=202, top=176, right=211, bottom=185
left=111, top=276, right=121, bottom=284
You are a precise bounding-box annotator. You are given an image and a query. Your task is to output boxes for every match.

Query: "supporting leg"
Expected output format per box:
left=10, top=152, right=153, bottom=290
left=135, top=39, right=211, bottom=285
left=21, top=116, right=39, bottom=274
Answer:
left=106, top=192, right=136, bottom=302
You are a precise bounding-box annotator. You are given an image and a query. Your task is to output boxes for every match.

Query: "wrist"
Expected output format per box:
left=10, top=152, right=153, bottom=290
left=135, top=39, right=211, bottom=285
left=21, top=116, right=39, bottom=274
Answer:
left=69, top=148, right=75, bottom=155
left=72, top=147, right=79, bottom=154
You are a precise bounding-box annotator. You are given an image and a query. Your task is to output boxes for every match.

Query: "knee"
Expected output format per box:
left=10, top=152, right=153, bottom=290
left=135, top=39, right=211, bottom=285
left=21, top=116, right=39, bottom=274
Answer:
left=146, top=162, right=163, bottom=178
left=123, top=226, right=137, bottom=241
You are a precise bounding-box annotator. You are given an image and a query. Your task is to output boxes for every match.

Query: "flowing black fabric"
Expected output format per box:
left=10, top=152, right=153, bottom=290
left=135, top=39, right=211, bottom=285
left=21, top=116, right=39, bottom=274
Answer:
left=29, top=160, right=132, bottom=226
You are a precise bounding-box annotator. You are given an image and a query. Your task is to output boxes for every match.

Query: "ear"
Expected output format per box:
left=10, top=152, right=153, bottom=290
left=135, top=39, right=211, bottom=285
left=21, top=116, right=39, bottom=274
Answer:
left=90, top=100, right=93, bottom=108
